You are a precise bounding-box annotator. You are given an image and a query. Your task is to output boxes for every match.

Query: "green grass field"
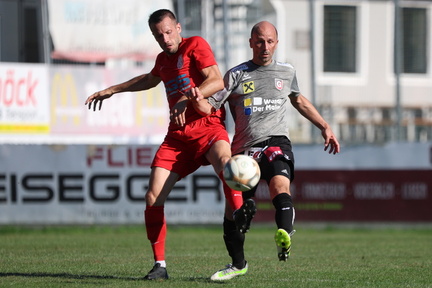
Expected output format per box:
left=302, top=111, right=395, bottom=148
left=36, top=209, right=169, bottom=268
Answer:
left=1, top=224, right=431, bottom=288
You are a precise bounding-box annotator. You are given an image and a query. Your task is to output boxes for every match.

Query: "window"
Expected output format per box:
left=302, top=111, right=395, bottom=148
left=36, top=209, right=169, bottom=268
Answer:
left=402, top=8, right=427, bottom=74
left=23, top=7, right=40, bottom=62
left=323, top=5, right=357, bottom=72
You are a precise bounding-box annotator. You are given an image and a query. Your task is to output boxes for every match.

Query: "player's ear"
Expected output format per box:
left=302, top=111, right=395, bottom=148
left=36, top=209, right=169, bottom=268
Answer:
left=177, top=22, right=182, bottom=33
left=249, top=38, right=252, bottom=48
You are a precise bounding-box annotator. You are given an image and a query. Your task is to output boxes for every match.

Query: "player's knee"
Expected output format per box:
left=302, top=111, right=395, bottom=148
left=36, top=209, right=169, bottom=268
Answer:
left=269, top=175, right=290, bottom=192
left=217, top=153, right=230, bottom=167
left=145, top=191, right=159, bottom=206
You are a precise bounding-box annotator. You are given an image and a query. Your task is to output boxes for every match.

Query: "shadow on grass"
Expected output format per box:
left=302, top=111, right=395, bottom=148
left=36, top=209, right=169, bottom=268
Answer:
left=0, top=272, right=142, bottom=281
left=0, top=273, right=223, bottom=284
left=186, top=276, right=224, bottom=284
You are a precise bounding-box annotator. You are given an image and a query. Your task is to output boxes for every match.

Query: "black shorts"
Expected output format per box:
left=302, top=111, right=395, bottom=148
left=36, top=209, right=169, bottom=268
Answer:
left=238, top=136, right=295, bottom=199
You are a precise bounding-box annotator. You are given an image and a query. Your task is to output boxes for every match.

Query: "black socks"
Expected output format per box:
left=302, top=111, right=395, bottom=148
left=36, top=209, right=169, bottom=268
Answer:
left=272, top=193, right=295, bottom=233
left=223, top=217, right=246, bottom=269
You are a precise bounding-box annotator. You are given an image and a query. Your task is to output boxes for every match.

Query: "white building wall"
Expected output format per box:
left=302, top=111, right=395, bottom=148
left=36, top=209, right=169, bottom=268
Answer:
left=268, top=0, right=432, bottom=143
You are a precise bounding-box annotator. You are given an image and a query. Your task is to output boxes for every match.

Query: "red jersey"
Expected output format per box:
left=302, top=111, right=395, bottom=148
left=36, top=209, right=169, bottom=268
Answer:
left=151, top=36, right=225, bottom=131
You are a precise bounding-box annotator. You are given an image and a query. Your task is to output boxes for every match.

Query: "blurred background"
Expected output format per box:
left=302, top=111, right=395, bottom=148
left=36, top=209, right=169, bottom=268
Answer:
left=0, top=0, right=431, bottom=225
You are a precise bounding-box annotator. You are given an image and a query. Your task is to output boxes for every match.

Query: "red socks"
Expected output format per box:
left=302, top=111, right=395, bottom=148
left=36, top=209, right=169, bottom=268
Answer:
left=145, top=172, right=242, bottom=262
left=219, top=171, right=243, bottom=211
left=145, top=206, right=166, bottom=261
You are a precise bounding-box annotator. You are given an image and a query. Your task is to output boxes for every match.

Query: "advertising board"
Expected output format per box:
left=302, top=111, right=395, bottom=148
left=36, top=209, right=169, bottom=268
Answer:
left=1, top=143, right=431, bottom=224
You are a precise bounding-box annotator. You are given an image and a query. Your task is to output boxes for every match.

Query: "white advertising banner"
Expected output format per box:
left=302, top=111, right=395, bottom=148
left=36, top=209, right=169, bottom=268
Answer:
left=47, top=0, right=173, bottom=62
left=0, top=144, right=224, bottom=224
left=1, top=143, right=431, bottom=224
left=48, top=66, right=169, bottom=144
left=0, top=63, right=169, bottom=144
left=0, top=64, right=50, bottom=133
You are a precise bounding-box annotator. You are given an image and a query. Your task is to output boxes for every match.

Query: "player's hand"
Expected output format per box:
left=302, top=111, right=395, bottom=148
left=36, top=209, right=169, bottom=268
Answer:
left=184, top=87, right=204, bottom=102
left=322, top=127, right=340, bottom=155
left=85, top=89, right=114, bottom=111
left=170, top=99, right=188, bottom=127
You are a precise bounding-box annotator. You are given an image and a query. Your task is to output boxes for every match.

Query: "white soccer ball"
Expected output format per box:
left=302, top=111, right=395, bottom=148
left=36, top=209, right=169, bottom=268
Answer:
left=223, top=155, right=261, bottom=191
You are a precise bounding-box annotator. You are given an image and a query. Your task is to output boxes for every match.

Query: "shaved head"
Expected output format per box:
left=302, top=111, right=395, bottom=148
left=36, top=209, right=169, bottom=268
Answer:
left=249, top=21, right=279, bottom=66
left=251, top=21, right=278, bottom=39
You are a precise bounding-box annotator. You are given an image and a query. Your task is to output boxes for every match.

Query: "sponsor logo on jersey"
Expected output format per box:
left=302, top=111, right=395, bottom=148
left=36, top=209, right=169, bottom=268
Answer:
left=177, top=54, right=184, bottom=69
left=244, top=96, right=283, bottom=116
left=275, top=79, right=283, bottom=90
left=244, top=98, right=252, bottom=115
left=253, top=97, right=262, bottom=105
left=166, top=74, right=191, bottom=97
left=243, top=81, right=255, bottom=94
left=243, top=98, right=262, bottom=106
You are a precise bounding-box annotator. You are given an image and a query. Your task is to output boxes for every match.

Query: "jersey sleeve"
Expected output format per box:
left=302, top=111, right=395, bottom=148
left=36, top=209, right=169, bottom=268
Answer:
left=289, top=72, right=301, bottom=97
left=207, top=70, right=236, bottom=110
left=150, top=53, right=163, bottom=77
left=190, top=37, right=218, bottom=70
left=208, top=88, right=228, bottom=110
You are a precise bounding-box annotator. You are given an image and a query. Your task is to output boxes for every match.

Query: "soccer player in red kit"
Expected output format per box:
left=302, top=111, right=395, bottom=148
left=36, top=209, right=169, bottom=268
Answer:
left=85, top=9, right=247, bottom=280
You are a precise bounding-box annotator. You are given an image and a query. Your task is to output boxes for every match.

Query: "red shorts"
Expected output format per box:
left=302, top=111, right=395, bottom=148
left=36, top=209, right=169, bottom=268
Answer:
left=152, top=116, right=230, bottom=179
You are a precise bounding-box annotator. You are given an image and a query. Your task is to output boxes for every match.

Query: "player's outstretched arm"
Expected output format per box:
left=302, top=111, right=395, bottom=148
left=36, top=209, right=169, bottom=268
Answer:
left=84, top=73, right=161, bottom=111
left=290, top=94, right=340, bottom=154
left=85, top=88, right=115, bottom=111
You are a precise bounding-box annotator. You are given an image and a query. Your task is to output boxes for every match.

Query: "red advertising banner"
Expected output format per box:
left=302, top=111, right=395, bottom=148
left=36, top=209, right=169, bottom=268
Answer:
left=254, top=170, right=432, bottom=222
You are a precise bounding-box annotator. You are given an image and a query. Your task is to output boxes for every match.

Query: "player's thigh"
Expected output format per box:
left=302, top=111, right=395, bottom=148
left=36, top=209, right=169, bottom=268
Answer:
left=146, top=166, right=179, bottom=206
left=205, top=140, right=231, bottom=174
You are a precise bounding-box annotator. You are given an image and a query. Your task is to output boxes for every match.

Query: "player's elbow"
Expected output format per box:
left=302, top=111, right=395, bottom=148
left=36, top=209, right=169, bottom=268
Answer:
left=199, top=106, right=215, bottom=116
left=193, top=102, right=214, bottom=116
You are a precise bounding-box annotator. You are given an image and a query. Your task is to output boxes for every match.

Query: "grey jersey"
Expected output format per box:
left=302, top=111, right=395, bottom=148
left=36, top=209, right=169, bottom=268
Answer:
left=208, top=60, right=300, bottom=155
